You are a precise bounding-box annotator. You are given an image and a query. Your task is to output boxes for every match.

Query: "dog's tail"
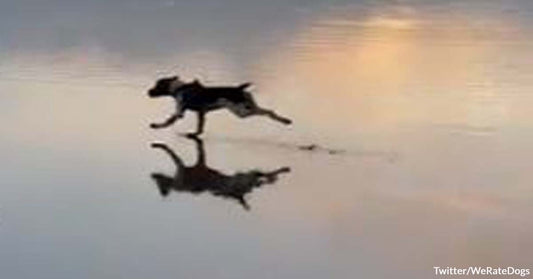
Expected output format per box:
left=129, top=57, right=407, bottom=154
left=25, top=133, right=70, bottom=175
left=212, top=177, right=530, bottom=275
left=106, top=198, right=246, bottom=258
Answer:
left=237, top=82, right=252, bottom=90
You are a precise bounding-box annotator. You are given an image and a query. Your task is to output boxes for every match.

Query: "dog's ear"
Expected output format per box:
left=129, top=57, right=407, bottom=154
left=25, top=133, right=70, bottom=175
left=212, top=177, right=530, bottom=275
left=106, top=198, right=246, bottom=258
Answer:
left=169, top=76, right=186, bottom=91
left=238, top=82, right=252, bottom=90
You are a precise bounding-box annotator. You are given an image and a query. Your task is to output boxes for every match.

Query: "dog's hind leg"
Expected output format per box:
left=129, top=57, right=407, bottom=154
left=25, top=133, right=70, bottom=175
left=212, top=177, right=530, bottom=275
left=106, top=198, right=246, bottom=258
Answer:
left=252, top=107, right=292, bottom=125
left=185, top=135, right=207, bottom=166
left=237, top=196, right=250, bottom=211
left=226, top=101, right=292, bottom=125
left=188, top=111, right=206, bottom=136
left=261, top=167, right=291, bottom=183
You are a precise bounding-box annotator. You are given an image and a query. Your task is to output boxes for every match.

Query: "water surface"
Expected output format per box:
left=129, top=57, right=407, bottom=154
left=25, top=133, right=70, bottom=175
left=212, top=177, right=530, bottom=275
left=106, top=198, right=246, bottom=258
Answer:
left=1, top=1, right=532, bottom=278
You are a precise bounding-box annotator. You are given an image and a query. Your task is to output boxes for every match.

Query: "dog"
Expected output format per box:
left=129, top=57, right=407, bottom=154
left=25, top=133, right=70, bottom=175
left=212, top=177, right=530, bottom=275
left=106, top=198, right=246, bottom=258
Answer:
left=148, top=76, right=292, bottom=136
left=150, top=137, right=290, bottom=210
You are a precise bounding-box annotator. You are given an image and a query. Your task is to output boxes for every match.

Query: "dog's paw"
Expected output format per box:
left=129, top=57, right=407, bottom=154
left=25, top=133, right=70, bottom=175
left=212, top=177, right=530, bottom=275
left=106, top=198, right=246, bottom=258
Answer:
left=151, top=142, right=165, bottom=148
left=184, top=132, right=201, bottom=139
left=282, top=119, right=292, bottom=125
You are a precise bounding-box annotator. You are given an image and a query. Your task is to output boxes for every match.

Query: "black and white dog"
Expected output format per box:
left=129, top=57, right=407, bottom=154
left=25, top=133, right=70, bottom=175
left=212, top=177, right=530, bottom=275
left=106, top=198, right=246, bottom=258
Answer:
left=148, top=76, right=292, bottom=136
left=150, top=137, right=290, bottom=210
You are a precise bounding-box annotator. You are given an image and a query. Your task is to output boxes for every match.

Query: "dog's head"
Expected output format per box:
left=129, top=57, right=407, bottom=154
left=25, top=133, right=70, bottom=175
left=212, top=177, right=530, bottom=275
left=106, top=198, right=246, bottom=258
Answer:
left=148, top=76, right=185, bottom=98
left=151, top=173, right=174, bottom=196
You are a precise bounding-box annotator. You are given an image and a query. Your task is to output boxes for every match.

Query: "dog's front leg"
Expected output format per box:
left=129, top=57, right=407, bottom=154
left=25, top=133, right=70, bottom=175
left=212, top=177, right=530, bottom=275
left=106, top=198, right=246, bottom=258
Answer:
left=175, top=95, right=185, bottom=118
left=150, top=113, right=181, bottom=129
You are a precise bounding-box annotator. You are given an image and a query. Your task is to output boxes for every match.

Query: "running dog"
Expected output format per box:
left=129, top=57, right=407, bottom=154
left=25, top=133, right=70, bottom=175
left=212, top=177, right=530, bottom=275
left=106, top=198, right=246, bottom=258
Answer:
left=150, top=137, right=290, bottom=210
left=148, top=76, right=292, bottom=136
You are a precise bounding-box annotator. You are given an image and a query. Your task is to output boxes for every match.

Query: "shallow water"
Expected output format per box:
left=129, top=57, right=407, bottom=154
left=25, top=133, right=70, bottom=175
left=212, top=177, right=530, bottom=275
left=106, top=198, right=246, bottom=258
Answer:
left=1, top=1, right=533, bottom=278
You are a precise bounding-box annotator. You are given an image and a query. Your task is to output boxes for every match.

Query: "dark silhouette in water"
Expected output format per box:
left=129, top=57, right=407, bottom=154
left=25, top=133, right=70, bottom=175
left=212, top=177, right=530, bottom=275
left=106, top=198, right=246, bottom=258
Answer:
left=150, top=136, right=290, bottom=210
left=148, top=76, right=292, bottom=136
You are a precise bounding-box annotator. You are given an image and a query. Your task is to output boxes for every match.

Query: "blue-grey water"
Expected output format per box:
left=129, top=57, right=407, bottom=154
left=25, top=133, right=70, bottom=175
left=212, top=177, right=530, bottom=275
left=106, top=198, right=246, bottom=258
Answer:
left=1, top=1, right=532, bottom=278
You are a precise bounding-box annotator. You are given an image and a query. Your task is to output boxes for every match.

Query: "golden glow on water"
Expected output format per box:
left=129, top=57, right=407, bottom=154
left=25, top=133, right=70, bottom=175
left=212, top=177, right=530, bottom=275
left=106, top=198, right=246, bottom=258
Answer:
left=257, top=10, right=528, bottom=137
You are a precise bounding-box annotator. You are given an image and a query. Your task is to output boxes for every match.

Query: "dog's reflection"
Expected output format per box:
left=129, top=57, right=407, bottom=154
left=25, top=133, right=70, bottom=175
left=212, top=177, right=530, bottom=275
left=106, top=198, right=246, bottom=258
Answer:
left=150, top=136, right=290, bottom=210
